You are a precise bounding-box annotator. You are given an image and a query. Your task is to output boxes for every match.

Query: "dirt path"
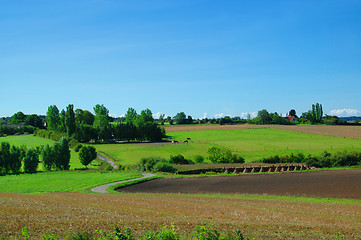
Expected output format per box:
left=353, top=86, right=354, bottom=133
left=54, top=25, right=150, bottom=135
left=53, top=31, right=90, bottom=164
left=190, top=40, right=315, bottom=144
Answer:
left=91, top=172, right=156, bottom=193
left=118, top=169, right=361, bottom=199
left=97, top=153, right=118, bottom=170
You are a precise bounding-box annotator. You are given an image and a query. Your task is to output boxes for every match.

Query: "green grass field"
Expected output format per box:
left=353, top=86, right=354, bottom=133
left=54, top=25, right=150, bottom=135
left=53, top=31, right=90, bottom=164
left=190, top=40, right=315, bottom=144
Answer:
left=0, top=170, right=141, bottom=193
left=0, top=135, right=88, bottom=170
left=92, top=128, right=361, bottom=167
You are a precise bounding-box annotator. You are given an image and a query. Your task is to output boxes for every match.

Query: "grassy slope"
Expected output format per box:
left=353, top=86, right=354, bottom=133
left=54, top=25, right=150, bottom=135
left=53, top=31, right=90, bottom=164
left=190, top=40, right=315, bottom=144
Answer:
left=0, top=171, right=141, bottom=193
left=0, top=135, right=87, bottom=170
left=93, top=128, right=361, bottom=166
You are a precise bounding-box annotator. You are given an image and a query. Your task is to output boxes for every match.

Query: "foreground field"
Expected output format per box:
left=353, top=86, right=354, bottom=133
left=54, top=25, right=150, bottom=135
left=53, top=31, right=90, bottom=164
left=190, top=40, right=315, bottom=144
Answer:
left=1, top=192, right=360, bottom=239
left=0, top=171, right=141, bottom=193
left=0, top=135, right=85, bottom=169
left=119, top=169, right=361, bottom=199
left=93, top=128, right=361, bottom=166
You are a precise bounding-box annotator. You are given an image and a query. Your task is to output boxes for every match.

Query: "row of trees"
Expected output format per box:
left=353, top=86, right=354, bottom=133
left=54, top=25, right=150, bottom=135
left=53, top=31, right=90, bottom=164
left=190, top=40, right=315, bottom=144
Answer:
left=42, top=138, right=71, bottom=171
left=45, top=105, right=166, bottom=142
left=0, top=142, right=39, bottom=174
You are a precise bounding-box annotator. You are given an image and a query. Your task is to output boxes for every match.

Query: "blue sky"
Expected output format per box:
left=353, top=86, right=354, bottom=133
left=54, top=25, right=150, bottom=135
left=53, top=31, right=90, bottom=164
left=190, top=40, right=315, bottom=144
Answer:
left=1, top=0, right=361, bottom=118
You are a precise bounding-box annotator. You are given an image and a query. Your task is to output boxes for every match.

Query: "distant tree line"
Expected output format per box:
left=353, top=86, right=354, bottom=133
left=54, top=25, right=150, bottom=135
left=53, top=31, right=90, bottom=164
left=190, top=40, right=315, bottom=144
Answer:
left=44, top=104, right=166, bottom=143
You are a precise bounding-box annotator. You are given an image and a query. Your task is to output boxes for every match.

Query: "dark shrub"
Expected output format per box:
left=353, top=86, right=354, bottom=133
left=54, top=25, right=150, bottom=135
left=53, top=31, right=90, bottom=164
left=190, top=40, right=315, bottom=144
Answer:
left=138, top=156, right=168, bottom=172
left=194, top=155, right=205, bottom=163
left=153, top=162, right=176, bottom=173
left=169, top=154, right=194, bottom=164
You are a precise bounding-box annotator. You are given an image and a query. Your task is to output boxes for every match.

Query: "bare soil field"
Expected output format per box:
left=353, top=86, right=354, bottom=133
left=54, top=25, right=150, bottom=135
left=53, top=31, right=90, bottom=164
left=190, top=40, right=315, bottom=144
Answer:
left=1, top=191, right=361, bottom=239
left=164, top=124, right=361, bottom=139
left=119, top=169, right=361, bottom=199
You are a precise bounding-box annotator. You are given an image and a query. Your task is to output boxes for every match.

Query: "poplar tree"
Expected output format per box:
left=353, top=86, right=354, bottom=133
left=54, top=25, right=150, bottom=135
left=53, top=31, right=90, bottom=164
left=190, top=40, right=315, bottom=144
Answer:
left=65, top=104, right=76, bottom=137
left=46, top=105, right=60, bottom=131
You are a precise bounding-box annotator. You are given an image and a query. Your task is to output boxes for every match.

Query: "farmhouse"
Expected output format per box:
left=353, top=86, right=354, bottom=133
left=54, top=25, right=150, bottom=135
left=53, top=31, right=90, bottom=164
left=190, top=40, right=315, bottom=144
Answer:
left=287, top=116, right=297, bottom=123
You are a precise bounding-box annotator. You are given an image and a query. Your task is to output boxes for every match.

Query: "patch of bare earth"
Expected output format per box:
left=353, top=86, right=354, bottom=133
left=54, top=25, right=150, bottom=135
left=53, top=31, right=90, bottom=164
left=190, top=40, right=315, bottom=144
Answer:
left=164, top=124, right=361, bottom=139
left=119, top=170, right=361, bottom=199
left=1, top=191, right=361, bottom=239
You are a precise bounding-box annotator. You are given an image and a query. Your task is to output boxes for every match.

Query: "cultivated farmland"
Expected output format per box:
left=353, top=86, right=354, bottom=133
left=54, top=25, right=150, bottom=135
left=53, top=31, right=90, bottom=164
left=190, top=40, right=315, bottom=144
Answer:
left=1, top=192, right=361, bottom=239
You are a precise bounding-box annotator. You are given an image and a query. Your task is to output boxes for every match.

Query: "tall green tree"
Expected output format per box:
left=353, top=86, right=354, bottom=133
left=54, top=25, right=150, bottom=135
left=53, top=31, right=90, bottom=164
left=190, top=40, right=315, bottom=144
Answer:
left=93, top=104, right=109, bottom=129
left=46, top=105, right=60, bottom=131
left=25, top=114, right=44, bottom=128
left=75, top=109, right=85, bottom=126
left=59, top=109, right=66, bottom=132
left=83, top=110, right=95, bottom=125
left=125, top=107, right=137, bottom=124
left=65, top=104, right=76, bottom=137
left=0, top=142, right=11, bottom=173
left=173, top=112, right=187, bottom=124
left=137, top=108, right=154, bottom=125
left=9, top=145, right=21, bottom=174
left=53, top=138, right=70, bottom=170
left=42, top=144, right=54, bottom=171
left=308, top=103, right=323, bottom=124
left=24, top=149, right=39, bottom=173
left=257, top=109, right=272, bottom=124
left=10, top=112, right=26, bottom=124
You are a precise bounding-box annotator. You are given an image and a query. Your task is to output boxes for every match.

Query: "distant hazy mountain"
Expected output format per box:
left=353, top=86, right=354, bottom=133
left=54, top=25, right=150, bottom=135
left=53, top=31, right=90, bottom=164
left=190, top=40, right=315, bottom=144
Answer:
left=339, top=116, right=361, bottom=121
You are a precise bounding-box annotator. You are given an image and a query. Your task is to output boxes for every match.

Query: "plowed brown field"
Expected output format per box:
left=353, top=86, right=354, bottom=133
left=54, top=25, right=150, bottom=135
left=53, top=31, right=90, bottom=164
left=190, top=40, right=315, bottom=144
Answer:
left=119, top=169, right=361, bottom=199
left=1, top=190, right=361, bottom=239
left=164, top=124, right=361, bottom=139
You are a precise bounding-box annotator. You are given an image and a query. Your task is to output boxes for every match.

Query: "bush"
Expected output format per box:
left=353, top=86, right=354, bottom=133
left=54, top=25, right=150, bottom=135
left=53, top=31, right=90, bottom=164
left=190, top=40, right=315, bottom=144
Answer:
left=74, top=143, right=83, bottom=152
left=79, top=146, right=97, bottom=168
left=153, top=162, right=176, bottom=173
left=138, top=156, right=170, bottom=172
left=207, top=146, right=244, bottom=163
left=194, top=155, right=204, bottom=163
left=169, top=154, right=194, bottom=164
left=24, top=149, right=39, bottom=173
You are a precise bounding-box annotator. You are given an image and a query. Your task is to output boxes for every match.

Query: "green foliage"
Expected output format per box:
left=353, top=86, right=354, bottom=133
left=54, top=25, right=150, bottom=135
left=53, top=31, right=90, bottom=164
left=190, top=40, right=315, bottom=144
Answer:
left=169, top=154, right=194, bottom=164
left=153, top=161, right=176, bottom=173
left=262, top=150, right=361, bottom=168
left=25, top=114, right=44, bottom=128
left=207, top=146, right=244, bottom=164
left=79, top=146, right=97, bottom=167
left=93, top=104, right=110, bottom=130
left=307, top=103, right=323, bottom=124
left=46, top=105, right=61, bottom=131
left=9, top=145, right=21, bottom=174
left=24, top=149, right=39, bottom=173
left=42, top=144, right=54, bottom=171
left=10, top=111, right=26, bottom=124
left=125, top=107, right=138, bottom=124
left=74, top=143, right=83, bottom=152
left=13, top=224, right=250, bottom=240
left=138, top=156, right=175, bottom=173
left=0, top=125, right=35, bottom=136
left=66, top=104, right=76, bottom=137
left=257, top=109, right=272, bottom=124
left=194, top=155, right=205, bottom=163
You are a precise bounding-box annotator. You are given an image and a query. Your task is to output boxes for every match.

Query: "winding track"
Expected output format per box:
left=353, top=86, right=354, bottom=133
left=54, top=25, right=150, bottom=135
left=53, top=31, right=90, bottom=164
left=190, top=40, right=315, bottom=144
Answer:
left=92, top=153, right=156, bottom=193
left=91, top=172, right=156, bottom=193
left=97, top=153, right=118, bottom=170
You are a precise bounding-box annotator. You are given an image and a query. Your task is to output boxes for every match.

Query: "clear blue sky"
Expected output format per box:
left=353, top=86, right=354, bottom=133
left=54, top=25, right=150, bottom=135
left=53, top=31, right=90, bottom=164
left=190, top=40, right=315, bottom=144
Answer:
left=1, top=0, right=361, bottom=119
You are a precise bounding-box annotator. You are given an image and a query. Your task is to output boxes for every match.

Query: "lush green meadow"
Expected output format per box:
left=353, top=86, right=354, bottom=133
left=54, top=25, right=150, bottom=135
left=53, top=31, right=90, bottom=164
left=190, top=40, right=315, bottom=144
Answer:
left=0, top=135, right=87, bottom=170
left=93, top=128, right=361, bottom=167
left=0, top=170, right=141, bottom=193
